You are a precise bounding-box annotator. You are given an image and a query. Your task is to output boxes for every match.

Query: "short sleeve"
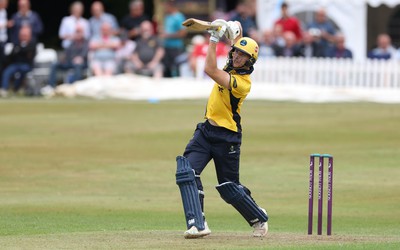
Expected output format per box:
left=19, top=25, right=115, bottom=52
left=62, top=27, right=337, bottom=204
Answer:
left=229, top=74, right=251, bottom=98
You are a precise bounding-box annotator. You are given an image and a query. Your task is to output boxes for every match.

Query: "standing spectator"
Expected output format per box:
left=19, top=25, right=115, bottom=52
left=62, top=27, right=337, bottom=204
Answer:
left=0, top=0, right=9, bottom=78
left=120, top=0, right=150, bottom=41
left=125, top=20, right=164, bottom=78
left=160, top=0, right=186, bottom=77
left=89, top=22, right=121, bottom=76
left=368, top=33, right=397, bottom=60
left=89, top=1, right=119, bottom=37
left=326, top=33, right=352, bottom=59
left=8, top=0, right=43, bottom=44
left=230, top=0, right=257, bottom=39
left=307, top=8, right=336, bottom=56
left=59, top=1, right=90, bottom=49
left=297, top=30, right=324, bottom=58
left=41, top=25, right=88, bottom=95
left=273, top=31, right=302, bottom=57
left=274, top=2, right=302, bottom=41
left=0, top=26, right=36, bottom=97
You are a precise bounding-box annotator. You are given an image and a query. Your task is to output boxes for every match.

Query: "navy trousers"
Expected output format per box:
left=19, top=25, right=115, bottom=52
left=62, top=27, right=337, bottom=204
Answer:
left=183, top=120, right=251, bottom=211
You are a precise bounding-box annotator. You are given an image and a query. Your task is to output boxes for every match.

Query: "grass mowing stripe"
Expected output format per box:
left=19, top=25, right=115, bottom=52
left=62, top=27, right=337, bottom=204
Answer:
left=0, top=99, right=399, bottom=249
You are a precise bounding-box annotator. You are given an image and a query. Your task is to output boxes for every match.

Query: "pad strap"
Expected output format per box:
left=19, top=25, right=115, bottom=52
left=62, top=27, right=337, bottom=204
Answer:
left=216, top=182, right=268, bottom=226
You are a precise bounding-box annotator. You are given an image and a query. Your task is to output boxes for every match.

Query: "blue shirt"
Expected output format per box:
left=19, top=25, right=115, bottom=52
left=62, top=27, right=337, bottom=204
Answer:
left=230, top=14, right=257, bottom=38
left=164, top=12, right=185, bottom=49
left=89, top=13, right=119, bottom=37
left=307, top=21, right=336, bottom=55
left=10, top=11, right=43, bottom=44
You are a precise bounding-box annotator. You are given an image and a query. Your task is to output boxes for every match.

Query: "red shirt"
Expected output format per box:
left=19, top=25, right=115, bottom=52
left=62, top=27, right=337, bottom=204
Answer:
left=192, top=42, right=228, bottom=58
left=275, top=17, right=302, bottom=40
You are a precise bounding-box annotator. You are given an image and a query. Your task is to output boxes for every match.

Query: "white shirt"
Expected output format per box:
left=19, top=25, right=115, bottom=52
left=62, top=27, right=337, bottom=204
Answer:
left=115, top=40, right=136, bottom=61
left=59, top=15, right=90, bottom=49
left=0, top=9, right=7, bottom=43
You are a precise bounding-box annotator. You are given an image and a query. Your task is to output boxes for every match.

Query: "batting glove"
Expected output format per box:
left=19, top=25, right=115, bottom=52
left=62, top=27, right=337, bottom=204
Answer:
left=208, top=19, right=228, bottom=43
left=225, top=21, right=241, bottom=40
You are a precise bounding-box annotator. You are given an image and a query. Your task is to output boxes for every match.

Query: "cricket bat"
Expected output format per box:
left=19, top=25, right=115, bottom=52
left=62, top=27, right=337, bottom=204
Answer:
left=182, top=18, right=221, bottom=32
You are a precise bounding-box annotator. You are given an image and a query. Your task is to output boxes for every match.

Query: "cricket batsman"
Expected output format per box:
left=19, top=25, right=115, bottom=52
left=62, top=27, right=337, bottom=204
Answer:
left=175, top=19, right=268, bottom=238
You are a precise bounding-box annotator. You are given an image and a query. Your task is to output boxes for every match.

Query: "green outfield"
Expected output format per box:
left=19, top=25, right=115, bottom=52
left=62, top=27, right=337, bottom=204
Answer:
left=0, top=99, right=399, bottom=249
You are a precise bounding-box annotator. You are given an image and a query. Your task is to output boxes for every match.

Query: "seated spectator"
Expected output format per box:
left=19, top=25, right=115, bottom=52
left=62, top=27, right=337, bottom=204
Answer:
left=274, top=31, right=302, bottom=57
left=326, top=33, right=352, bottom=59
left=41, top=25, right=88, bottom=95
left=272, top=23, right=285, bottom=47
left=307, top=8, right=336, bottom=56
left=120, top=0, right=150, bottom=41
left=189, top=33, right=228, bottom=75
left=59, top=1, right=90, bottom=49
left=368, top=33, right=397, bottom=60
left=0, top=25, right=36, bottom=97
left=8, top=0, right=43, bottom=44
left=89, top=1, right=119, bottom=37
left=0, top=0, right=9, bottom=79
left=258, top=29, right=278, bottom=58
left=125, top=20, right=164, bottom=78
left=115, top=31, right=136, bottom=74
left=298, top=30, right=324, bottom=58
left=230, top=0, right=257, bottom=39
left=89, top=22, right=121, bottom=76
left=274, top=2, right=302, bottom=41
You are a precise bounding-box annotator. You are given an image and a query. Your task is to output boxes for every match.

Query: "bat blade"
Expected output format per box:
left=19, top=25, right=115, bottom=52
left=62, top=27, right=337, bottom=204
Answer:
left=182, top=18, right=220, bottom=32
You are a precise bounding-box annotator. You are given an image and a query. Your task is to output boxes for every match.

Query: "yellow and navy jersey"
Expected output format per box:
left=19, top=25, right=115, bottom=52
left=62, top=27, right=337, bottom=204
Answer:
left=205, top=69, right=252, bottom=132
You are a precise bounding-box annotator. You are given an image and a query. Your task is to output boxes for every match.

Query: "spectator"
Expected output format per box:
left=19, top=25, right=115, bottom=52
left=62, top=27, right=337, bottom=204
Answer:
left=0, top=0, right=9, bottom=78
left=89, top=22, right=121, bottom=76
left=41, top=25, right=88, bottom=95
left=272, top=23, right=285, bottom=47
left=89, top=1, right=119, bottom=38
left=211, top=8, right=230, bottom=21
left=115, top=30, right=136, bottom=74
left=189, top=33, right=229, bottom=76
left=368, top=33, right=397, bottom=60
left=274, top=2, right=302, bottom=41
left=160, top=0, right=186, bottom=77
left=125, top=20, right=164, bottom=78
left=8, top=0, right=43, bottom=44
left=0, top=26, right=36, bottom=97
left=326, top=33, right=352, bottom=59
left=297, top=30, right=324, bottom=58
left=230, top=0, right=257, bottom=39
left=274, top=31, right=302, bottom=57
left=258, top=29, right=277, bottom=58
left=59, top=1, right=90, bottom=49
left=307, top=8, right=336, bottom=56
left=120, top=0, right=150, bottom=41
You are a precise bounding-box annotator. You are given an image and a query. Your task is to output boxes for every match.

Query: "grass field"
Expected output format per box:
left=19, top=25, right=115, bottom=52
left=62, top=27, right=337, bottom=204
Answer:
left=0, top=98, right=399, bottom=249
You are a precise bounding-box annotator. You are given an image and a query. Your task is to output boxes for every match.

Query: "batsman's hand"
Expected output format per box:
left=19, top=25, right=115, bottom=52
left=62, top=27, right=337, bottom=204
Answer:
left=208, top=19, right=228, bottom=43
left=225, top=21, right=241, bottom=40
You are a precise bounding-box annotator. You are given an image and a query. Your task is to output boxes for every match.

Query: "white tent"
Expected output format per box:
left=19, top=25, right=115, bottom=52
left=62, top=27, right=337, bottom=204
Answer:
left=257, top=0, right=400, bottom=61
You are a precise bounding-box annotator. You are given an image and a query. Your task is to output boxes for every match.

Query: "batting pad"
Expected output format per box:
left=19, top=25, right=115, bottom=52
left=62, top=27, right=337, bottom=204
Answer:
left=176, top=156, right=205, bottom=230
left=216, top=182, right=268, bottom=226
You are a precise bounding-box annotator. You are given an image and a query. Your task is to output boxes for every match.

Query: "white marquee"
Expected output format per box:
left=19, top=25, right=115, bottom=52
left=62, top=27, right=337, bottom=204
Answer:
left=257, top=0, right=400, bottom=61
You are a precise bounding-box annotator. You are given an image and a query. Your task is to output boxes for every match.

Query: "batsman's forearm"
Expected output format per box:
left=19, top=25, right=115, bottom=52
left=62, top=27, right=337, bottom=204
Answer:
left=205, top=42, right=217, bottom=74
